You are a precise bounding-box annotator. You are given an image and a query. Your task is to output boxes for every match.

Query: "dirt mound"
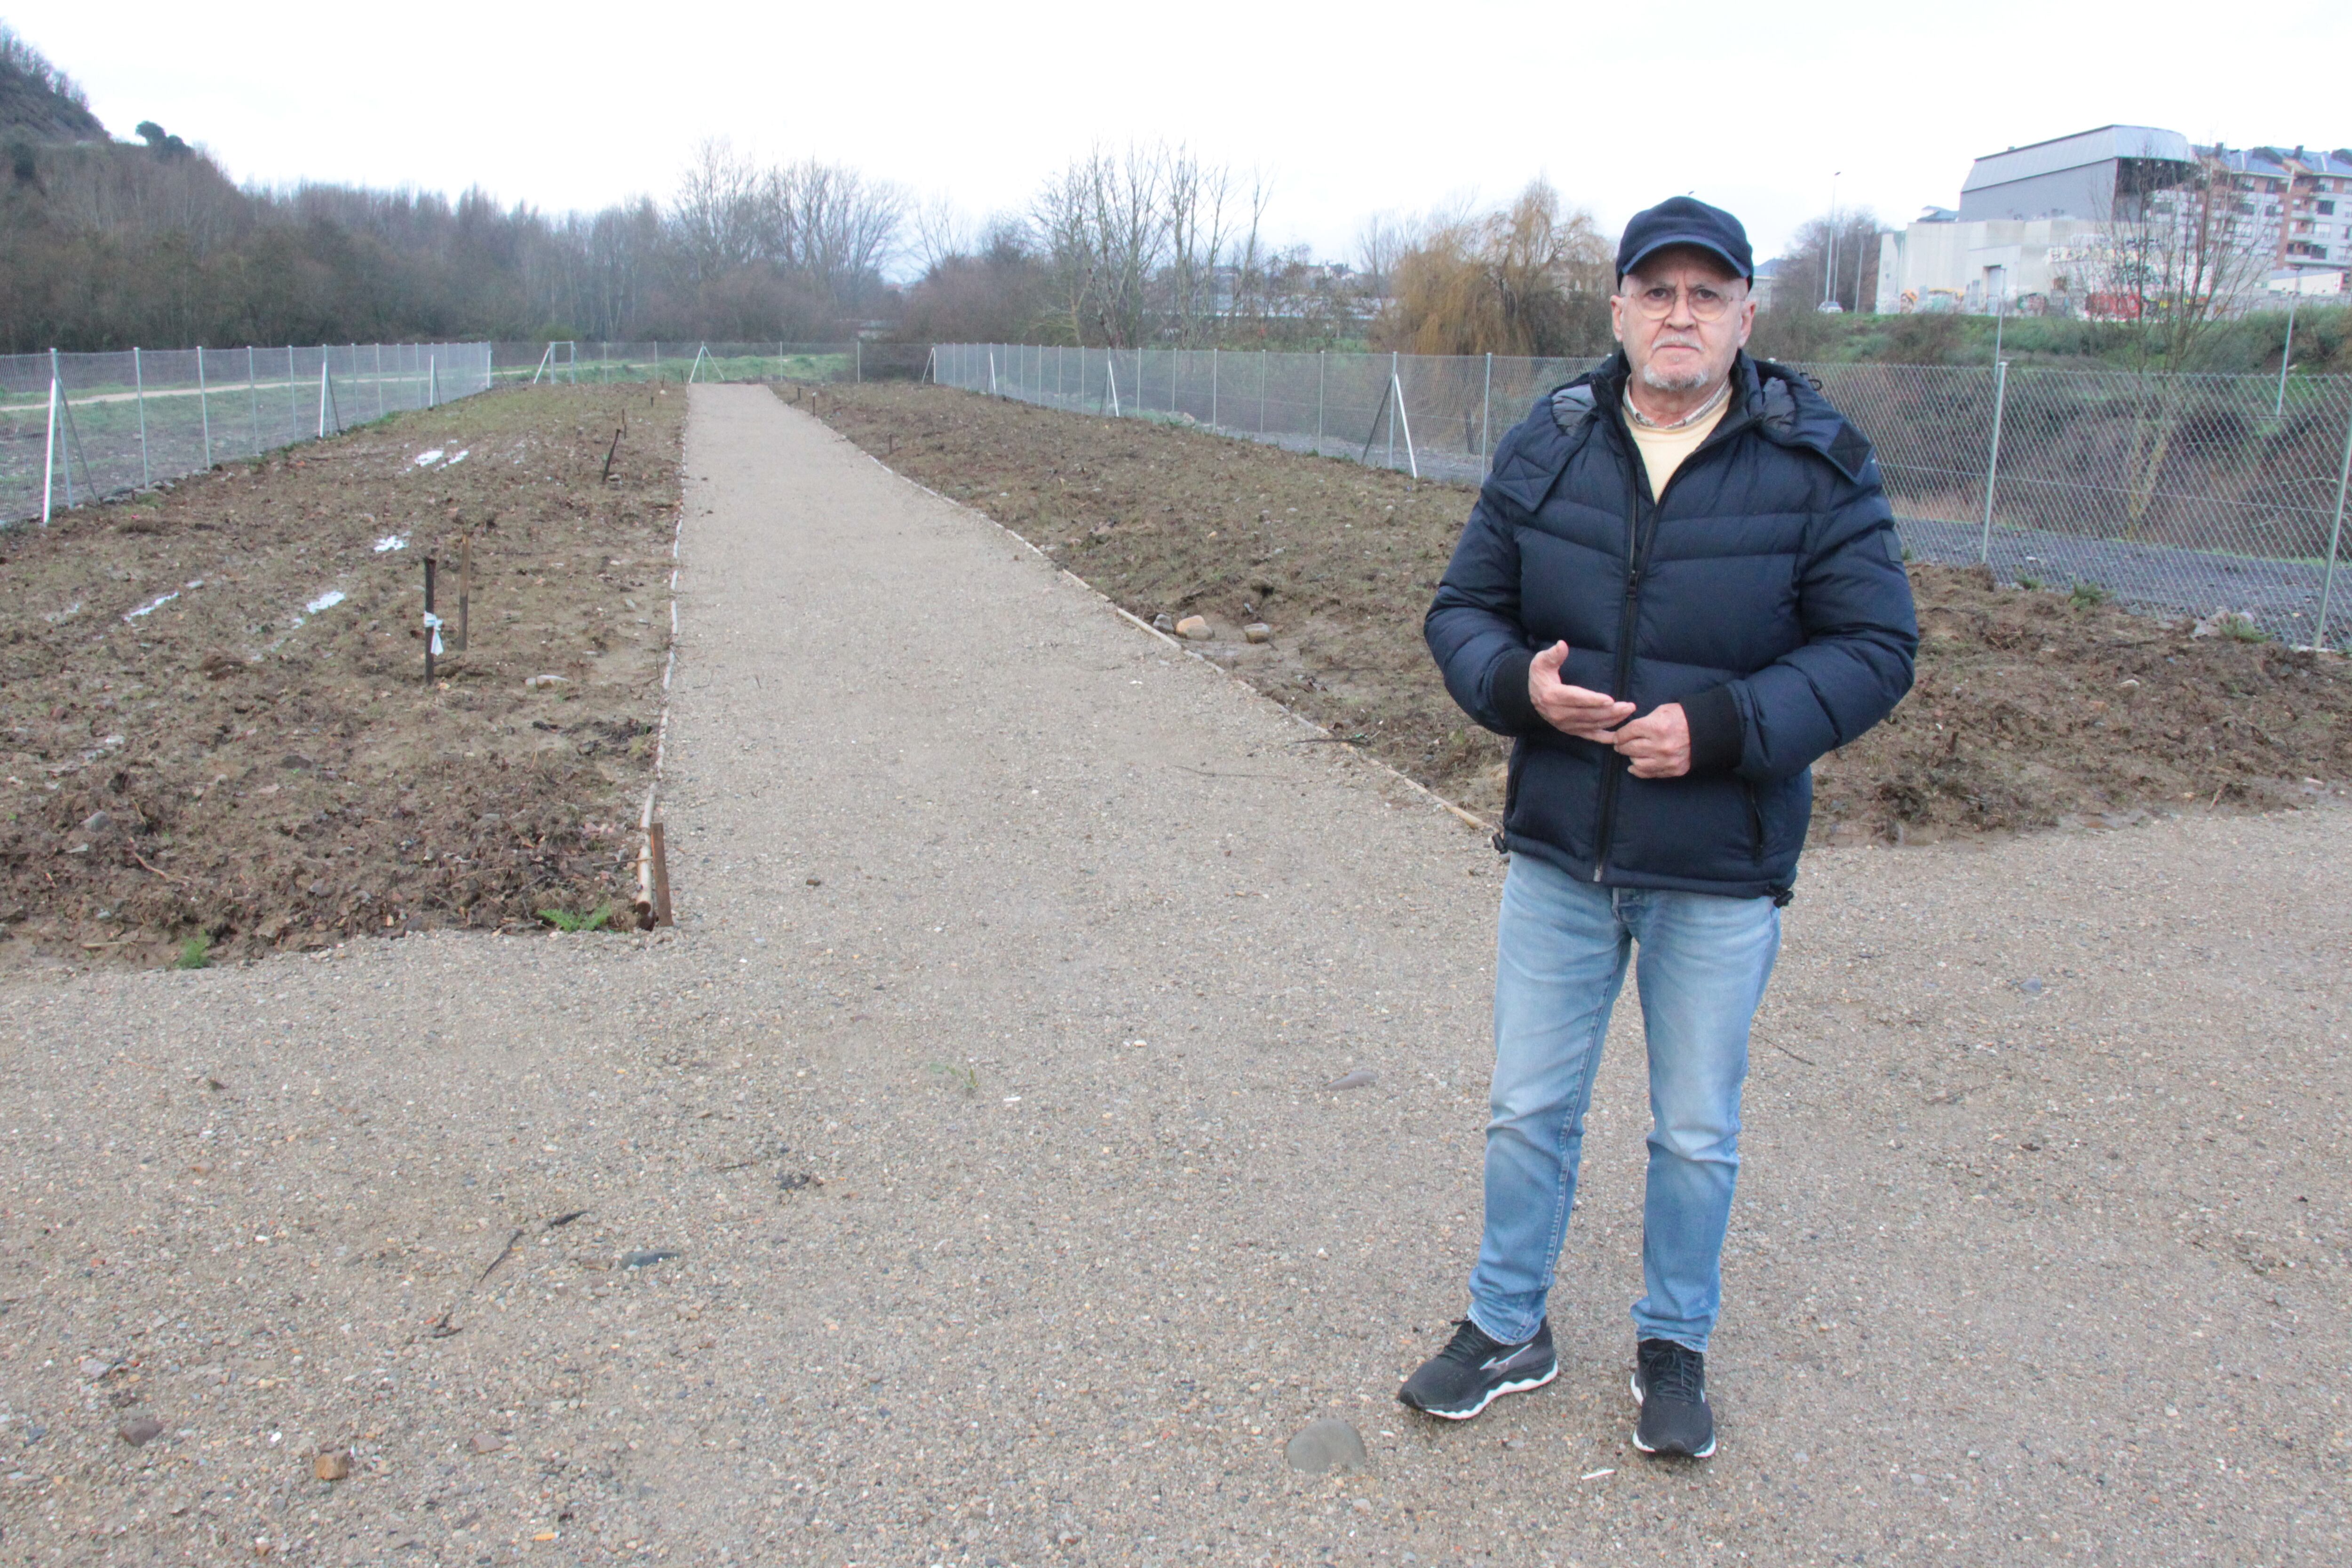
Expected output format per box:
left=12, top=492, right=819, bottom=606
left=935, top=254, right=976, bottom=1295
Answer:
left=0, top=384, right=683, bottom=967
left=803, top=381, right=2352, bottom=839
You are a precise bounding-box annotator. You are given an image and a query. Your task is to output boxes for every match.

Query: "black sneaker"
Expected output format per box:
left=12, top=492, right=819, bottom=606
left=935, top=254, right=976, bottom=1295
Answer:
left=1630, top=1337, right=1715, bottom=1457
left=1397, top=1318, right=1557, bottom=1421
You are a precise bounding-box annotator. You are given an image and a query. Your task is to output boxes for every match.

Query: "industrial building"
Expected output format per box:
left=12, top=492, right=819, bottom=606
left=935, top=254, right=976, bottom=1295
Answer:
left=1875, top=126, right=2350, bottom=313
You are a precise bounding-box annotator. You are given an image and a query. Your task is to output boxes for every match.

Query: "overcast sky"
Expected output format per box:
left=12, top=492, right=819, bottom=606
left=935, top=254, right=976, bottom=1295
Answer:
left=14, top=0, right=2349, bottom=272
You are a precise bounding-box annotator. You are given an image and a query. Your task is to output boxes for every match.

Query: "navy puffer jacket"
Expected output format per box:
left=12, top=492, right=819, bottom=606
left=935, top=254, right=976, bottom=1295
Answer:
left=1425, top=351, right=1917, bottom=900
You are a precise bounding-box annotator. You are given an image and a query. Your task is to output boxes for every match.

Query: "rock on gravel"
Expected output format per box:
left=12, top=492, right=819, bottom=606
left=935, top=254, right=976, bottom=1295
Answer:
left=1286, top=1416, right=1370, bottom=1473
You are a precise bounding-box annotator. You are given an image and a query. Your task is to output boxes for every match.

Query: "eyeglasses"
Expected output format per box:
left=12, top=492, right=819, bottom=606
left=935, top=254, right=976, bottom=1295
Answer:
left=1623, top=281, right=1741, bottom=322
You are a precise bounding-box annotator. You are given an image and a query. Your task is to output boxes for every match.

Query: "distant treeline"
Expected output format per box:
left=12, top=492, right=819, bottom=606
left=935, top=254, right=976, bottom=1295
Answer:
left=0, top=129, right=917, bottom=353
left=6, top=23, right=2340, bottom=371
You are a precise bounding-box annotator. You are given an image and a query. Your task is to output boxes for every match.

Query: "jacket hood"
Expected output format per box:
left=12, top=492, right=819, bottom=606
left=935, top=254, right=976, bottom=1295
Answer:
left=1483, top=350, right=1873, bottom=516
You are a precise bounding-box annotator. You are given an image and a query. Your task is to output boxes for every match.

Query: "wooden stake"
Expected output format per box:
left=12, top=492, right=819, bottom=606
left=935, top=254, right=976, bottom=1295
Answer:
left=454, top=534, right=471, bottom=653
left=602, top=426, right=621, bottom=484
left=648, top=821, right=674, bottom=926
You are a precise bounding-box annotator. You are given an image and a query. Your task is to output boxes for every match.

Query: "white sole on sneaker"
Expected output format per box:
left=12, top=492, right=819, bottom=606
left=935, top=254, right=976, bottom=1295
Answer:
left=1412, top=1361, right=1559, bottom=1422
left=1629, top=1372, right=1716, bottom=1457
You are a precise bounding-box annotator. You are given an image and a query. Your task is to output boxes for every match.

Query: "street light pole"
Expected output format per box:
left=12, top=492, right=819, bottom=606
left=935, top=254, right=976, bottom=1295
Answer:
left=1824, top=171, right=1840, bottom=309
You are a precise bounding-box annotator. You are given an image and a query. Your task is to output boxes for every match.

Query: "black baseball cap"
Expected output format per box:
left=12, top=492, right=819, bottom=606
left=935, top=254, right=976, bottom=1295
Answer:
left=1616, top=197, right=1753, bottom=283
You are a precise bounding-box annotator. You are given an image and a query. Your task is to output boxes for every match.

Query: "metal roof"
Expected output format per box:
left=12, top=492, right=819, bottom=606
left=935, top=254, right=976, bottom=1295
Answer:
left=1961, top=126, right=2194, bottom=194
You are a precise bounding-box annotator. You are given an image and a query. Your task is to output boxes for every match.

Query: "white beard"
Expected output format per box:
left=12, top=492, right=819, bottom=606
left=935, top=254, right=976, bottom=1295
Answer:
left=1639, top=356, right=1715, bottom=392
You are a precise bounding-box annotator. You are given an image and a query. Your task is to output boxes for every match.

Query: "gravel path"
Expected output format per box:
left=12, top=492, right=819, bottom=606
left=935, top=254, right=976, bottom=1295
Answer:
left=2, top=382, right=2346, bottom=1567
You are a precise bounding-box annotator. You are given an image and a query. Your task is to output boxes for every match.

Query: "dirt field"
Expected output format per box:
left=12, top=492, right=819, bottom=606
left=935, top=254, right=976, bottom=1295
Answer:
left=0, top=385, right=683, bottom=969
left=804, top=381, right=2352, bottom=838
left=0, top=390, right=2343, bottom=1566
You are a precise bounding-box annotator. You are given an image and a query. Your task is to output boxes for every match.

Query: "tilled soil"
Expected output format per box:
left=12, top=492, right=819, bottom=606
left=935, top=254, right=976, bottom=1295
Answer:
left=806, top=382, right=2352, bottom=838
left=0, top=385, right=683, bottom=968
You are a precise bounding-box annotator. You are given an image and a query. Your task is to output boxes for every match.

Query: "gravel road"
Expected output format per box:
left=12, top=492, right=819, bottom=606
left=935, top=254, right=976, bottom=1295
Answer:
left=1, top=382, right=2345, bottom=1567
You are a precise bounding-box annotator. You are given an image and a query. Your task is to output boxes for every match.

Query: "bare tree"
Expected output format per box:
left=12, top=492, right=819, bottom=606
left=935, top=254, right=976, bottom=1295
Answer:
left=670, top=139, right=771, bottom=283
left=1749, top=207, right=1881, bottom=361
left=900, top=216, right=1049, bottom=344
left=2072, top=158, right=2276, bottom=533
left=912, top=195, right=974, bottom=278
left=1033, top=145, right=1165, bottom=347
left=1162, top=146, right=1235, bottom=346
left=772, top=159, right=906, bottom=313
left=1353, top=211, right=1414, bottom=301
left=2079, top=161, right=2273, bottom=375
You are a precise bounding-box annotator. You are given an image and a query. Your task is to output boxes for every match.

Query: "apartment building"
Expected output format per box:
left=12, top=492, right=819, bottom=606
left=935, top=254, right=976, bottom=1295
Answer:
left=2198, top=144, right=2352, bottom=285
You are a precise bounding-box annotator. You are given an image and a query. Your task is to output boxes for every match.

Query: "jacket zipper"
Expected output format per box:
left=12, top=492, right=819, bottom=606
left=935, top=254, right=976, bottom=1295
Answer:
left=1589, top=479, right=1645, bottom=879
left=1588, top=393, right=1757, bottom=881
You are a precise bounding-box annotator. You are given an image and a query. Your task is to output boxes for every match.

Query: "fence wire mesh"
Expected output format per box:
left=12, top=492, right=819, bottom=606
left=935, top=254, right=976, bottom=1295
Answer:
left=934, top=344, right=2352, bottom=649
left=489, top=341, right=930, bottom=386
left=4, top=342, right=493, bottom=526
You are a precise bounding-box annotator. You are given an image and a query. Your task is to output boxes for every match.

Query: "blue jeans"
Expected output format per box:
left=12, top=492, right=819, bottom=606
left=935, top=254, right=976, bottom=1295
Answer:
left=1467, top=853, right=1781, bottom=1353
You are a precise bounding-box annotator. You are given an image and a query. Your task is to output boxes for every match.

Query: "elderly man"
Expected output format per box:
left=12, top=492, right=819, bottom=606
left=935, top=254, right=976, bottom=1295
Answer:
left=1402, top=197, right=1917, bottom=1457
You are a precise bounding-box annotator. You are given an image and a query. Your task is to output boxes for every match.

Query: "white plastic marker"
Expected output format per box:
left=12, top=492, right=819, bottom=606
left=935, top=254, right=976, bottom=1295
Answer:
left=421, top=611, right=444, bottom=655
left=412, top=448, right=444, bottom=468
left=123, top=591, right=180, bottom=622
left=303, top=589, right=346, bottom=615
left=443, top=448, right=469, bottom=467
left=373, top=535, right=408, bottom=553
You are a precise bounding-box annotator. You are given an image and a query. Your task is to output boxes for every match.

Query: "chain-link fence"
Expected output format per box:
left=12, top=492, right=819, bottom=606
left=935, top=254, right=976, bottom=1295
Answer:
left=5, top=342, right=493, bottom=527
left=489, top=341, right=931, bottom=386
left=932, top=343, right=2352, bottom=649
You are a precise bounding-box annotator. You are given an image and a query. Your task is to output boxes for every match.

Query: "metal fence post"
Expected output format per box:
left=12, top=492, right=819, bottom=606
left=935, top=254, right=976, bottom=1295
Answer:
left=1977, top=359, right=2009, bottom=565
left=1259, top=350, right=1267, bottom=435
left=855, top=339, right=862, bottom=383
left=133, top=347, right=150, bottom=486
left=247, top=346, right=260, bottom=455
left=2316, top=390, right=2352, bottom=649
left=375, top=343, right=385, bottom=420
left=2277, top=290, right=2300, bottom=419
left=1387, top=350, right=1398, bottom=469
left=197, top=345, right=212, bottom=468
left=1317, top=350, right=1325, bottom=452
left=42, top=366, right=58, bottom=520
left=286, top=346, right=298, bottom=437
left=1481, top=352, right=1494, bottom=469
left=1211, top=347, right=1218, bottom=430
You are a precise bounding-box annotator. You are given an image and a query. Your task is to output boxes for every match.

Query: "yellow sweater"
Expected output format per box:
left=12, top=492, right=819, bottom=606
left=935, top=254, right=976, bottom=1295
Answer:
left=1624, top=391, right=1728, bottom=498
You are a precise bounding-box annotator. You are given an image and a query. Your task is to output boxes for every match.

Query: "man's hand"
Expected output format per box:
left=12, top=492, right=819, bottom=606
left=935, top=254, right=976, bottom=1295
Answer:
left=1612, top=703, right=1691, bottom=779
left=1528, top=641, right=1635, bottom=740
